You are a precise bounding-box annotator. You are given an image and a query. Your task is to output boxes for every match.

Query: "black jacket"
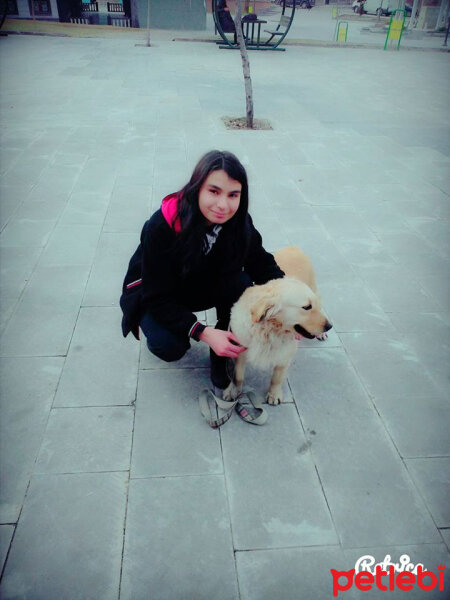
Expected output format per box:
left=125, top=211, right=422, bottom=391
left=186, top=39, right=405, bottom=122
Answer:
left=120, top=209, right=284, bottom=340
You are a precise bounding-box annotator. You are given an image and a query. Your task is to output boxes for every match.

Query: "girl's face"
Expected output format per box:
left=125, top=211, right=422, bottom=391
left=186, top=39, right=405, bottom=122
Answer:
left=198, top=169, right=242, bottom=225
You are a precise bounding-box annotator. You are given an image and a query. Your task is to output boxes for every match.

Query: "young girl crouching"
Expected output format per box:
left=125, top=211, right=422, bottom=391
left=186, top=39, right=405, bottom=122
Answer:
left=120, top=150, right=284, bottom=389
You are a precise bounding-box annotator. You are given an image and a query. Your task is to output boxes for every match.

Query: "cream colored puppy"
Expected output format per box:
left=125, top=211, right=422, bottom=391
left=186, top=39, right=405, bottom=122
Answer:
left=223, top=246, right=331, bottom=405
left=274, top=246, right=329, bottom=342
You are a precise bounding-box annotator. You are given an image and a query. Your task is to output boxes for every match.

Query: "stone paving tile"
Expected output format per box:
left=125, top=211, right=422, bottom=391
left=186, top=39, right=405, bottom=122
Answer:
left=33, top=161, right=82, bottom=189
left=236, top=546, right=355, bottom=600
left=0, top=218, right=57, bottom=249
left=272, top=204, right=324, bottom=232
left=132, top=369, right=223, bottom=478
left=0, top=184, right=31, bottom=230
left=0, top=357, right=63, bottom=523
left=0, top=265, right=90, bottom=357
left=54, top=307, right=139, bottom=407
left=26, top=127, right=72, bottom=156
left=10, top=263, right=90, bottom=309
left=388, top=312, right=449, bottom=396
left=284, top=232, right=360, bottom=286
left=289, top=348, right=441, bottom=549
left=342, top=544, right=450, bottom=599
left=353, top=264, right=442, bottom=314
left=332, top=236, right=398, bottom=269
left=313, top=206, right=377, bottom=241
left=121, top=475, right=239, bottom=600
left=407, top=217, right=450, bottom=259
left=103, top=183, right=152, bottom=234
left=377, top=230, right=449, bottom=272
left=0, top=246, right=42, bottom=301
left=82, top=232, right=137, bottom=307
left=0, top=472, right=126, bottom=600
left=319, top=281, right=392, bottom=332
left=0, top=296, right=19, bottom=336
left=0, top=149, right=22, bottom=176
left=0, top=303, right=82, bottom=358
left=373, top=395, right=450, bottom=459
left=395, top=252, right=449, bottom=287
left=340, top=331, right=440, bottom=399
left=255, top=224, right=295, bottom=254
left=405, top=458, right=450, bottom=529
left=0, top=157, right=48, bottom=187
left=441, top=529, right=450, bottom=552
left=13, top=194, right=68, bottom=222
left=0, top=526, right=14, bottom=574
left=38, top=224, right=101, bottom=267
left=275, top=222, right=328, bottom=248
left=221, top=403, right=338, bottom=550
left=253, top=181, right=304, bottom=214
left=52, top=151, right=88, bottom=168
left=393, top=190, right=450, bottom=221
left=58, top=190, right=111, bottom=226
left=58, top=128, right=101, bottom=157
left=357, top=200, right=411, bottom=235
left=35, top=406, right=133, bottom=474
left=70, top=157, right=118, bottom=196
left=0, top=128, right=40, bottom=151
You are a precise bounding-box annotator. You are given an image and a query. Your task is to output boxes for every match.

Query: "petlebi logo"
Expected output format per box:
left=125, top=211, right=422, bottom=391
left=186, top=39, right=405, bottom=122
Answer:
left=331, top=554, right=446, bottom=597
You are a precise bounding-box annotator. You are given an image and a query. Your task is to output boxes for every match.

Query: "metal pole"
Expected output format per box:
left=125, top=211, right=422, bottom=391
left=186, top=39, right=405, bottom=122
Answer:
left=146, top=0, right=150, bottom=46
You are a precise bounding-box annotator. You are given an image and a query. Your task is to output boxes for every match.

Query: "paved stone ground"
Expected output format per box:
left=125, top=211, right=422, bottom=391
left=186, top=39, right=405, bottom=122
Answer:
left=0, top=24, right=449, bottom=600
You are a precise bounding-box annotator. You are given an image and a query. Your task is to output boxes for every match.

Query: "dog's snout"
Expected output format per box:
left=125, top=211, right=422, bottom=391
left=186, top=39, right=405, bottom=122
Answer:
left=324, top=321, right=332, bottom=332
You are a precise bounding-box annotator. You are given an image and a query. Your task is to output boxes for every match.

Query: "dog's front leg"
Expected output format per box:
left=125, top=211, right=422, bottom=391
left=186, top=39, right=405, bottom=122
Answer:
left=223, top=352, right=247, bottom=401
left=266, top=364, right=289, bottom=405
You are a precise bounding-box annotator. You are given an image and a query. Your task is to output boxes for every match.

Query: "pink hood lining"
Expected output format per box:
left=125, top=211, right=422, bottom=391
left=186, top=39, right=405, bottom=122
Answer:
left=161, top=194, right=182, bottom=233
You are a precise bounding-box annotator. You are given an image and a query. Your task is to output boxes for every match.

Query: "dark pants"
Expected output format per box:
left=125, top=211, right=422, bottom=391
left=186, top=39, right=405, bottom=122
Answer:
left=140, top=271, right=252, bottom=362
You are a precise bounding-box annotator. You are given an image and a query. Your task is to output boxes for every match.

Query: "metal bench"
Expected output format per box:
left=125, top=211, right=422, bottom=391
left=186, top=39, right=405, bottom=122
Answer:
left=264, top=14, right=291, bottom=37
left=213, top=0, right=295, bottom=51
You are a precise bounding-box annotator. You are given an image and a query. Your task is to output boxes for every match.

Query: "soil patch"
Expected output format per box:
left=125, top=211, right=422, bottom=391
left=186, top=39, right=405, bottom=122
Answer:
left=222, top=117, right=273, bottom=130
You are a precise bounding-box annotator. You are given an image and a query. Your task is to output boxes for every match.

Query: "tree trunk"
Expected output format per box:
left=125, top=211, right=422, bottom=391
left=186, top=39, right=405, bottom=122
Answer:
left=234, top=0, right=254, bottom=128
left=407, top=0, right=419, bottom=29
left=130, top=0, right=140, bottom=28
left=435, top=0, right=448, bottom=30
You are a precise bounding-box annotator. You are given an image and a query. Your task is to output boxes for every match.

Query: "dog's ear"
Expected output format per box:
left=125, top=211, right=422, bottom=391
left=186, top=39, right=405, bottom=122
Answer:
left=251, top=297, right=278, bottom=323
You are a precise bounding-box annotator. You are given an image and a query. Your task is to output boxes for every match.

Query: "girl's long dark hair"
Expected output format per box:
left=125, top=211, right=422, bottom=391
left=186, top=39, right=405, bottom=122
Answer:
left=173, top=150, right=250, bottom=277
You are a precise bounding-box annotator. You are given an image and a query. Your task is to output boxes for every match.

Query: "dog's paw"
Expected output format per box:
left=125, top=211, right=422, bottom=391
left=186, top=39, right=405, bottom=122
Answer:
left=316, top=332, right=328, bottom=341
left=223, top=383, right=238, bottom=402
left=266, top=391, right=282, bottom=406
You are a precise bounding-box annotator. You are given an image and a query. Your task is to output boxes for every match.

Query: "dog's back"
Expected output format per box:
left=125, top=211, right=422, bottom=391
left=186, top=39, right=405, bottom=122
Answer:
left=274, top=246, right=317, bottom=293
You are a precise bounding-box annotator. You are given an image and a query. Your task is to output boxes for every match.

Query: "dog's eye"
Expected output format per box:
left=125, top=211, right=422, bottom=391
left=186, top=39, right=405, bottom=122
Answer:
left=302, top=304, right=312, bottom=311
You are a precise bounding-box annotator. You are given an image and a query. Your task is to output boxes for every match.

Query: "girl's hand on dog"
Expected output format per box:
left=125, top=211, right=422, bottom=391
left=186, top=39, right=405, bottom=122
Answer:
left=200, top=327, right=246, bottom=358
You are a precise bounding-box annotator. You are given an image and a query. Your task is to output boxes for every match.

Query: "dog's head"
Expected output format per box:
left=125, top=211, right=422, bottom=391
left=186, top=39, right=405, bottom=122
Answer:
left=250, top=278, right=332, bottom=339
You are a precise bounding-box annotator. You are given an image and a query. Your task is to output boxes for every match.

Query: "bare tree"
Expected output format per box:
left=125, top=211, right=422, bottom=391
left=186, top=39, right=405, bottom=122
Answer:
left=234, top=0, right=254, bottom=128
left=407, top=0, right=419, bottom=29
